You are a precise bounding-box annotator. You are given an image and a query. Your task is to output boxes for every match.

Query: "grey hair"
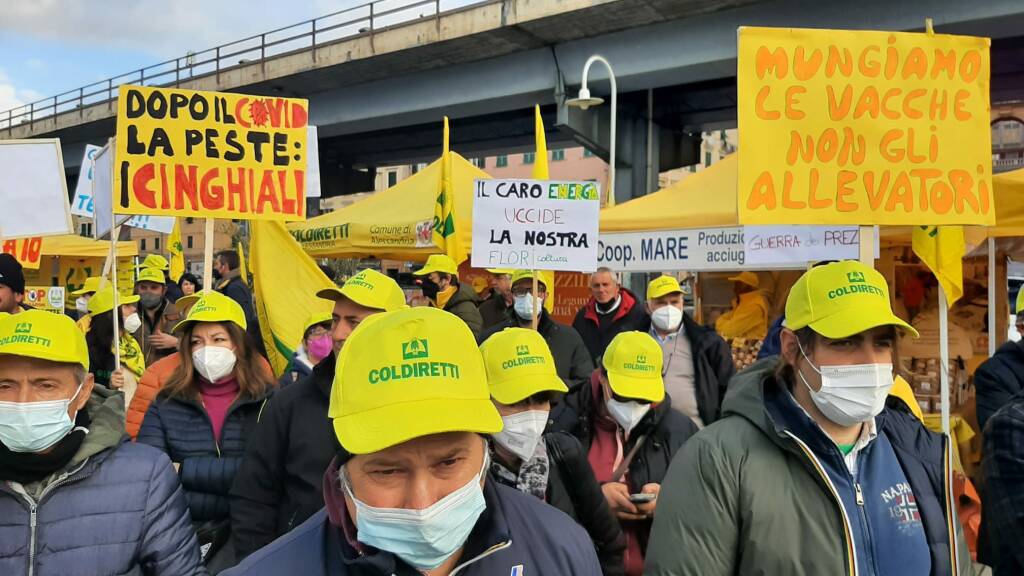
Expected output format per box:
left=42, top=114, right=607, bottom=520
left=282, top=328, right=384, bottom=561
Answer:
left=591, top=267, right=620, bottom=284
left=73, top=366, right=87, bottom=385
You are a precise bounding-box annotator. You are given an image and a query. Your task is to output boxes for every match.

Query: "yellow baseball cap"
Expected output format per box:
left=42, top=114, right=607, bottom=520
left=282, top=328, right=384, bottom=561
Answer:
left=510, top=270, right=554, bottom=291
left=141, top=254, right=169, bottom=271
left=71, top=276, right=104, bottom=296
left=88, top=286, right=141, bottom=317
left=330, top=306, right=502, bottom=454
left=602, top=331, right=665, bottom=403
left=1016, top=286, right=1024, bottom=314
left=728, top=271, right=759, bottom=288
left=137, top=267, right=166, bottom=285
left=0, top=309, right=89, bottom=370
left=413, top=254, right=459, bottom=277
left=172, top=290, right=246, bottom=332
left=784, top=260, right=918, bottom=339
left=303, top=311, right=333, bottom=335
left=317, top=269, right=406, bottom=311
left=480, top=328, right=568, bottom=405
left=647, top=275, right=683, bottom=301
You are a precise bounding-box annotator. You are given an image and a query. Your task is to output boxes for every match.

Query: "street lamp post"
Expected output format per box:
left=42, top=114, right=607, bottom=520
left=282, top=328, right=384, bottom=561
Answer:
left=567, top=55, right=617, bottom=207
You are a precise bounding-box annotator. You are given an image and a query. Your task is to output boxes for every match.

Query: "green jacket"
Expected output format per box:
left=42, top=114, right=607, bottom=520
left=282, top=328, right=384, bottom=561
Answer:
left=645, top=359, right=970, bottom=576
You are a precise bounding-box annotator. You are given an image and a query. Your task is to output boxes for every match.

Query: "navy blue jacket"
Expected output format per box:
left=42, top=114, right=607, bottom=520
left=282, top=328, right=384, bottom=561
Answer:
left=765, top=382, right=958, bottom=576
left=975, top=340, right=1024, bottom=432
left=222, top=478, right=601, bottom=575
left=138, top=389, right=270, bottom=522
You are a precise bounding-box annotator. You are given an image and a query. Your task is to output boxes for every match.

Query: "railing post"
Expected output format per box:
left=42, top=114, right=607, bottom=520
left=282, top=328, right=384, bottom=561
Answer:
left=29, top=102, right=34, bottom=131
left=311, top=21, right=317, bottom=63
left=79, top=87, right=84, bottom=118
left=370, top=2, right=375, bottom=31
left=108, top=79, right=114, bottom=111
left=176, top=58, right=180, bottom=86
left=216, top=46, right=221, bottom=82
left=52, top=96, right=57, bottom=119
left=261, top=34, right=266, bottom=74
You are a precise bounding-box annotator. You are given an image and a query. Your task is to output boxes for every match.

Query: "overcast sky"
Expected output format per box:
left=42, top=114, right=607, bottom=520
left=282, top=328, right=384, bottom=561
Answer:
left=0, top=0, right=477, bottom=113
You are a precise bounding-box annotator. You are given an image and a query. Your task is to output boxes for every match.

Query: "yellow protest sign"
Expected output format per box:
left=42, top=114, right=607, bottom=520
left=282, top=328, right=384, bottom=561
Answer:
left=1, top=237, right=42, bottom=269
left=114, top=85, right=309, bottom=221
left=737, top=27, right=992, bottom=226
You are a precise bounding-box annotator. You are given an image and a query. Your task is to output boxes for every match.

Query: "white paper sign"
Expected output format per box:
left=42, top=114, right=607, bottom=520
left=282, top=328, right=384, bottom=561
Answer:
left=71, top=144, right=103, bottom=217
left=472, top=179, right=600, bottom=272
left=92, top=142, right=175, bottom=238
left=0, top=139, right=73, bottom=239
left=598, top=228, right=749, bottom=272
left=744, top=225, right=879, bottom=265
left=306, top=125, right=321, bottom=198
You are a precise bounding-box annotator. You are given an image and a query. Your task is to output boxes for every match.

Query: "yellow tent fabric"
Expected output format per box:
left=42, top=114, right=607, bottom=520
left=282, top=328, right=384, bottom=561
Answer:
left=251, top=220, right=335, bottom=376
left=600, top=154, right=738, bottom=232
left=288, top=153, right=489, bottom=262
left=40, top=235, right=138, bottom=258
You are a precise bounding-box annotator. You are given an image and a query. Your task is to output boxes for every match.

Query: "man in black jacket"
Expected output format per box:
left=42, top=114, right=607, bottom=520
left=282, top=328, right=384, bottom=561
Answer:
left=573, top=267, right=650, bottom=363
left=478, top=270, right=593, bottom=390
left=549, top=330, right=698, bottom=575
left=229, top=269, right=406, bottom=560
left=214, top=249, right=264, bottom=355
left=645, top=275, right=735, bottom=428
left=478, top=268, right=513, bottom=329
left=976, top=318, right=1024, bottom=432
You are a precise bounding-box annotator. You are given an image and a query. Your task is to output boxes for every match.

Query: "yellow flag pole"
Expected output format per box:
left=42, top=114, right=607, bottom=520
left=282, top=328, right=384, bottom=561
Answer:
left=531, top=271, right=540, bottom=330
left=203, top=218, right=215, bottom=290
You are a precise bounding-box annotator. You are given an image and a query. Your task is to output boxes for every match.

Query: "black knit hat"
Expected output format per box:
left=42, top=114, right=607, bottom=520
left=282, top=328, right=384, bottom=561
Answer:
left=0, top=254, right=24, bottom=294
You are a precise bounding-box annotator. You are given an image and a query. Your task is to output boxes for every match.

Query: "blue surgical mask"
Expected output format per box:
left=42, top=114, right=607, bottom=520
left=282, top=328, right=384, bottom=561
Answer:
left=0, top=384, right=84, bottom=453
left=513, top=294, right=542, bottom=321
left=342, top=449, right=489, bottom=570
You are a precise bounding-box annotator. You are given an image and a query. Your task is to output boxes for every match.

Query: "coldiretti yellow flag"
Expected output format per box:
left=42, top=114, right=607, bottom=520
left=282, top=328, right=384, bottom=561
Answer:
left=169, top=218, right=185, bottom=283
left=237, top=242, right=249, bottom=286
left=912, top=225, right=965, bottom=305
left=531, top=105, right=555, bottom=313
left=532, top=105, right=549, bottom=180
left=250, top=220, right=334, bottom=375
left=434, top=117, right=466, bottom=265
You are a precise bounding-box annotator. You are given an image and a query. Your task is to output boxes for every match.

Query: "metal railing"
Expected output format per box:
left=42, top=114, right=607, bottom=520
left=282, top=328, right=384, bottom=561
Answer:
left=1, top=0, right=493, bottom=134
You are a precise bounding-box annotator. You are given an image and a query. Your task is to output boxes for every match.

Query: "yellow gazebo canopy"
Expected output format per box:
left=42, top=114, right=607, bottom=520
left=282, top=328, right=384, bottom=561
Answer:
left=41, top=235, right=139, bottom=258
left=601, top=154, right=1024, bottom=239
left=288, top=153, right=489, bottom=262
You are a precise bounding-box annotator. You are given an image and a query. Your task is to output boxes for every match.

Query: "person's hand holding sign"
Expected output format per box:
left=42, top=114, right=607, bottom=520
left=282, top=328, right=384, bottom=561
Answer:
left=149, top=330, right=178, bottom=350
left=110, top=368, right=125, bottom=389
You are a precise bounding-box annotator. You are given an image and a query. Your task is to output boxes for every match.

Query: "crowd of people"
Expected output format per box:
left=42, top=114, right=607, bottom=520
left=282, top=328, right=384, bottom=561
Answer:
left=0, top=248, right=1007, bottom=575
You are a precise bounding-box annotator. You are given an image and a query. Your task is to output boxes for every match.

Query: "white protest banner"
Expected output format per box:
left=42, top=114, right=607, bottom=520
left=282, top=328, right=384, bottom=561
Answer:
left=307, top=125, right=321, bottom=198
left=472, top=179, right=600, bottom=272
left=91, top=141, right=176, bottom=237
left=71, top=144, right=103, bottom=217
left=0, top=139, right=74, bottom=239
left=744, top=225, right=880, bottom=266
left=598, top=228, right=748, bottom=272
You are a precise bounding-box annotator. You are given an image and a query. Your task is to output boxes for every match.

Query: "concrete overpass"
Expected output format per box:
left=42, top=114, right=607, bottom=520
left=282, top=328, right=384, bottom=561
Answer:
left=6, top=0, right=1024, bottom=204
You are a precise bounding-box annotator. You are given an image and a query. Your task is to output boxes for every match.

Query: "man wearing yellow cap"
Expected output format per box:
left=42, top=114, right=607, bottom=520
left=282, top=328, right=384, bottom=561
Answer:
left=71, top=276, right=103, bottom=318
left=134, top=266, right=183, bottom=365
left=414, top=254, right=484, bottom=338
left=714, top=270, right=769, bottom=340
left=481, top=328, right=626, bottom=574
left=231, top=269, right=408, bottom=561
left=0, top=310, right=204, bottom=574
left=479, top=270, right=593, bottom=390
left=478, top=268, right=513, bottom=330
left=140, top=254, right=185, bottom=303
left=647, top=261, right=970, bottom=576
left=645, top=275, right=734, bottom=428
left=549, top=331, right=698, bottom=576
left=225, top=306, right=601, bottom=575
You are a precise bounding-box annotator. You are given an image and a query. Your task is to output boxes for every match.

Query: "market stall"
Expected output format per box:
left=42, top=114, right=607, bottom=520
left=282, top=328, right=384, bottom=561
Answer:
left=23, top=235, right=139, bottom=311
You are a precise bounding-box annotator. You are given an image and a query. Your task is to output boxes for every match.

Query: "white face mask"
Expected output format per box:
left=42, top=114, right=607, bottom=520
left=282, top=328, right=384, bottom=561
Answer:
left=0, top=384, right=84, bottom=453
left=797, top=342, right=894, bottom=427
left=650, top=305, right=683, bottom=333
left=75, top=297, right=90, bottom=314
left=606, top=397, right=651, bottom=434
left=493, top=410, right=548, bottom=462
left=122, top=312, right=142, bottom=334
left=513, top=294, right=543, bottom=321
left=192, top=346, right=237, bottom=383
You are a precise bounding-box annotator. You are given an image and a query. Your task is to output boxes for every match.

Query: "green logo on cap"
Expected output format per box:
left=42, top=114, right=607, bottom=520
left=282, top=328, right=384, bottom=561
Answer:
left=14, top=323, right=30, bottom=335
left=847, top=271, right=866, bottom=283
left=623, top=354, right=656, bottom=373
left=0, top=322, right=52, bottom=348
left=516, top=344, right=529, bottom=356
left=402, top=338, right=429, bottom=360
